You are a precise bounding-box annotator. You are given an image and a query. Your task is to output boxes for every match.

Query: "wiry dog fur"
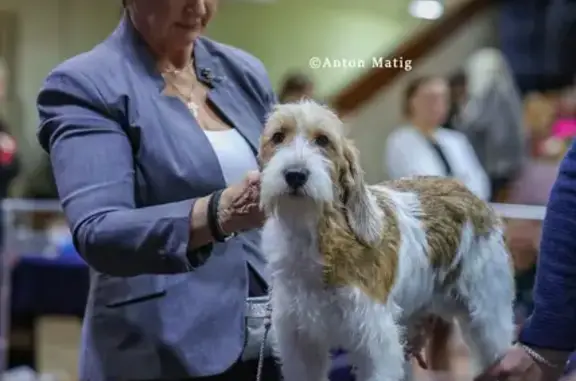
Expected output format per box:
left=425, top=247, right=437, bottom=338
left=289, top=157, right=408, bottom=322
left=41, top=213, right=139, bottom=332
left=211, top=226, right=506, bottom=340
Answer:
left=259, top=100, right=515, bottom=381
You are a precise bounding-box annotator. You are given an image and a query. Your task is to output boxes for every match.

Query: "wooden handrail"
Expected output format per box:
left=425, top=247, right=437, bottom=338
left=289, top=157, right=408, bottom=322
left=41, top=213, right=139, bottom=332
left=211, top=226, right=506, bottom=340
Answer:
left=331, top=0, right=496, bottom=116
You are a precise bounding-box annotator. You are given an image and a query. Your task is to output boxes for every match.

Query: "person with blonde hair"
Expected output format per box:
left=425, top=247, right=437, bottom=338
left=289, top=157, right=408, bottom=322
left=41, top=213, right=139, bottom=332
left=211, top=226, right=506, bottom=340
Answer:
left=456, top=47, right=527, bottom=200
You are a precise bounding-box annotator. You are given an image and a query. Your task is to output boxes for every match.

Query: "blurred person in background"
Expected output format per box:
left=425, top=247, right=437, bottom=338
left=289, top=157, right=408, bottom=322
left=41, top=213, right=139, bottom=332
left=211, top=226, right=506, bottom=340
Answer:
left=0, top=58, right=20, bottom=247
left=524, top=92, right=558, bottom=157
left=550, top=87, right=576, bottom=142
left=544, top=86, right=576, bottom=159
left=278, top=71, right=315, bottom=103
left=456, top=48, right=527, bottom=201
left=443, top=71, right=467, bottom=130
left=36, top=0, right=281, bottom=380
left=384, top=75, right=490, bottom=376
left=384, top=76, right=490, bottom=199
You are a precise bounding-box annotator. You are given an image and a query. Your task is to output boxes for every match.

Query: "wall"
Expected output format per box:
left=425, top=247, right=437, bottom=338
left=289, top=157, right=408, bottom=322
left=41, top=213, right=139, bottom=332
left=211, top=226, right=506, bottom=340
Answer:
left=207, top=0, right=417, bottom=97
left=344, top=6, right=498, bottom=183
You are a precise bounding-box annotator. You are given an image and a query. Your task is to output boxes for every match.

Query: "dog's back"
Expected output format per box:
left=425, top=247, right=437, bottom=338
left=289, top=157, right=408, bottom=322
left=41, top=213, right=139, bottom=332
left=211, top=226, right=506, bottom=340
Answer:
left=377, top=176, right=503, bottom=272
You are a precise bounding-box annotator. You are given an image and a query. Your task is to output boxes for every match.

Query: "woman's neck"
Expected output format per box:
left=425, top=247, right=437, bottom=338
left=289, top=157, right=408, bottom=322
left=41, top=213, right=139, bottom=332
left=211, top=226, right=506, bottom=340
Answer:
left=410, top=118, right=437, bottom=138
left=159, top=50, right=194, bottom=71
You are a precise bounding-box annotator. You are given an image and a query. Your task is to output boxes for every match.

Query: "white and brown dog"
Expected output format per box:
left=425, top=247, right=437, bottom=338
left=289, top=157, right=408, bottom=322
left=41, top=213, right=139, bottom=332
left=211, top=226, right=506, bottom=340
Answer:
left=258, top=101, right=515, bottom=381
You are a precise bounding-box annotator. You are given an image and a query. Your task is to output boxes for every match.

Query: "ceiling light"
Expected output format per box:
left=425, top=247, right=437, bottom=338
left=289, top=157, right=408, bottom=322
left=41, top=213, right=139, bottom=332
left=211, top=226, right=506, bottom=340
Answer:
left=409, top=0, right=444, bottom=20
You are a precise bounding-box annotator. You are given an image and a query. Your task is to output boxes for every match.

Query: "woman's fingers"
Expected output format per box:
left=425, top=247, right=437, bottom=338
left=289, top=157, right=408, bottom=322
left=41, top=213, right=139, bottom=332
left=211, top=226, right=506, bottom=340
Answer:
left=473, top=346, right=543, bottom=381
left=245, top=170, right=261, bottom=185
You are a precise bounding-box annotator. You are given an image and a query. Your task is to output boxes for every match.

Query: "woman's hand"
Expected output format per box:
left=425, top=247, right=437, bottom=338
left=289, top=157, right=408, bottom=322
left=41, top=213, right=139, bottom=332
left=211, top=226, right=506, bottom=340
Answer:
left=217, top=170, right=265, bottom=234
left=474, top=344, right=567, bottom=381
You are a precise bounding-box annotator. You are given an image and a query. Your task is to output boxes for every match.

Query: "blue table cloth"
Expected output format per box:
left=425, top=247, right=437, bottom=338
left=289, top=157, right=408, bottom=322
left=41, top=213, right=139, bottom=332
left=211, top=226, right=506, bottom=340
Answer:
left=11, top=241, right=88, bottom=316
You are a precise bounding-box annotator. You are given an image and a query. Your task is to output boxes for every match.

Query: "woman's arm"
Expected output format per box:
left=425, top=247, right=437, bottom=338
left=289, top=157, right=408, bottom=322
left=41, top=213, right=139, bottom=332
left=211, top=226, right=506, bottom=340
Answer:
left=36, top=70, right=246, bottom=277
left=518, top=141, right=576, bottom=353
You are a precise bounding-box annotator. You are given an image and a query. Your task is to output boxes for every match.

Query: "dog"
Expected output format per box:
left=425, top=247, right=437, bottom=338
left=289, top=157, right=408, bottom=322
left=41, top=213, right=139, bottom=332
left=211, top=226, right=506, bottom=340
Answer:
left=258, top=100, right=515, bottom=381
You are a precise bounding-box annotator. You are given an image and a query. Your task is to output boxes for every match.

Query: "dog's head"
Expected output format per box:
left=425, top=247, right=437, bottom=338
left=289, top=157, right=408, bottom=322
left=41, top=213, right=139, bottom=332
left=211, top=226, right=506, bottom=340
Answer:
left=259, top=100, right=383, bottom=245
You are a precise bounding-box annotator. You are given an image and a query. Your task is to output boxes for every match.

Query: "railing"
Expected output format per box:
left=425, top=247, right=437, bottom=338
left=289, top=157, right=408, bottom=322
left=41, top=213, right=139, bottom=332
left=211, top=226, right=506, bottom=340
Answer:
left=331, top=0, right=497, bottom=116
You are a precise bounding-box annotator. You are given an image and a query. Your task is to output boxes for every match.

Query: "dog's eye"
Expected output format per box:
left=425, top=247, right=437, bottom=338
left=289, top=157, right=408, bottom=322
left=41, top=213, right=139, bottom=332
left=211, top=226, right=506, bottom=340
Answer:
left=314, top=134, right=330, bottom=147
left=271, top=131, right=285, bottom=145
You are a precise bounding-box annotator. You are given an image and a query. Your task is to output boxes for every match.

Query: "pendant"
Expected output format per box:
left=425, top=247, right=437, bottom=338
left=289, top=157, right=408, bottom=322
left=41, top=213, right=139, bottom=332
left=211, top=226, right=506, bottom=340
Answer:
left=187, top=100, right=199, bottom=118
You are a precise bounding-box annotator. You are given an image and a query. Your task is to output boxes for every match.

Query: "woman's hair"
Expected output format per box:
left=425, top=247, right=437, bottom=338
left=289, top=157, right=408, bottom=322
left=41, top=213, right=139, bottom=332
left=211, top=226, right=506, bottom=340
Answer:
left=403, top=75, right=441, bottom=117
left=279, top=72, right=313, bottom=103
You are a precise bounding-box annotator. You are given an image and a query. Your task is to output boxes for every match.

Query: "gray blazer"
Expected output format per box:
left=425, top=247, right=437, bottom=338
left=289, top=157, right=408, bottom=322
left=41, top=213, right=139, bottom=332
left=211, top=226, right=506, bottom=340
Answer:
left=37, top=16, right=275, bottom=381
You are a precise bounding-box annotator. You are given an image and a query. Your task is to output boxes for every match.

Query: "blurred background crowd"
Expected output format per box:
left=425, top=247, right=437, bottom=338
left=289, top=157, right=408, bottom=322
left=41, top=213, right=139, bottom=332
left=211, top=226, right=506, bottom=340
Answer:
left=0, top=0, right=575, bottom=379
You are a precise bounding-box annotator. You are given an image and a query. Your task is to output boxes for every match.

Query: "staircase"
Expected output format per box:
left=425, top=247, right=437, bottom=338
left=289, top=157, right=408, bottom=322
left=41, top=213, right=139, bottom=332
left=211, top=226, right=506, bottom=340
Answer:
left=329, top=0, right=499, bottom=183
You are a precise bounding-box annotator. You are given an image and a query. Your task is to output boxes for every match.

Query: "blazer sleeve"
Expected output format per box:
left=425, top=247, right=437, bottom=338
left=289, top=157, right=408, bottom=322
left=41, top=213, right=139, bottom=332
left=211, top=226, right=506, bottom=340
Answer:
left=37, top=70, right=211, bottom=277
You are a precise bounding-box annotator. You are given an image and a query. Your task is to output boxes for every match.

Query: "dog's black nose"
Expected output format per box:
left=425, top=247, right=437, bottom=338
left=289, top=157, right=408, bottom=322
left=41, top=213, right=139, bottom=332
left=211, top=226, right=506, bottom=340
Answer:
left=284, top=168, right=309, bottom=189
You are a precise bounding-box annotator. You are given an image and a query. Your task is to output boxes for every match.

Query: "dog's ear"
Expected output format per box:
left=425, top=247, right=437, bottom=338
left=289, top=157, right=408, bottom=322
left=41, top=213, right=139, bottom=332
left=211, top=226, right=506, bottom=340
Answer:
left=340, top=140, right=383, bottom=246
left=258, top=105, right=281, bottom=170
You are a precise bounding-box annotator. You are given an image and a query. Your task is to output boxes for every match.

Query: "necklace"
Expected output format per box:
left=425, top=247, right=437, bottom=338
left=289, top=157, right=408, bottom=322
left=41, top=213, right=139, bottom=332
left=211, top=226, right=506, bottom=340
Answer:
left=161, top=63, right=200, bottom=118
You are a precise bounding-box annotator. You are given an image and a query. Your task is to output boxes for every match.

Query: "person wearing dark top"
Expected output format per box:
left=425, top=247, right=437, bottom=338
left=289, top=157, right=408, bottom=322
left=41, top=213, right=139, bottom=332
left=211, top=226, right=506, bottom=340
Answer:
left=444, top=71, right=467, bottom=130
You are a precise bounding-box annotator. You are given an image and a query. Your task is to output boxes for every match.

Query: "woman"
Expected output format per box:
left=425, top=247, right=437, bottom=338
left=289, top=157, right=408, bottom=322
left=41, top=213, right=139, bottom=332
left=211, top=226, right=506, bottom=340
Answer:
left=384, top=76, right=490, bottom=199
left=278, top=71, right=315, bottom=103
left=457, top=48, right=526, bottom=201
left=36, top=1, right=279, bottom=380
left=384, top=76, right=490, bottom=375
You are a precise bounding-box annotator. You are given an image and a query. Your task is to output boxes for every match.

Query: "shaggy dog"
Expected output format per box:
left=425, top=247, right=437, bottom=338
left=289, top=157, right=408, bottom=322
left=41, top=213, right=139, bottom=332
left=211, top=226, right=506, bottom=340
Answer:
left=258, top=101, right=515, bottom=381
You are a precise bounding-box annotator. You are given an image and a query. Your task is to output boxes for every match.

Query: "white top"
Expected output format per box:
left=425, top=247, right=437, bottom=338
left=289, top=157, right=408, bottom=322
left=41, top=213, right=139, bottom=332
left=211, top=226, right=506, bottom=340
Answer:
left=384, top=126, right=491, bottom=200
left=204, top=129, right=259, bottom=185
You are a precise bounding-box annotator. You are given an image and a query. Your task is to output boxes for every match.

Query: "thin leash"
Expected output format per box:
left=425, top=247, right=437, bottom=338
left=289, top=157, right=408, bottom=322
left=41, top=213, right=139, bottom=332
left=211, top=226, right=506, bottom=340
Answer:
left=255, top=303, right=272, bottom=381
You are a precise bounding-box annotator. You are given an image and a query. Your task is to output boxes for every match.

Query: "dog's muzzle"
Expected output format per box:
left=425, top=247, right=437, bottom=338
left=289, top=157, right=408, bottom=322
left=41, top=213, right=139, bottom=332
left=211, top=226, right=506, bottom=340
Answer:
left=283, top=167, right=310, bottom=191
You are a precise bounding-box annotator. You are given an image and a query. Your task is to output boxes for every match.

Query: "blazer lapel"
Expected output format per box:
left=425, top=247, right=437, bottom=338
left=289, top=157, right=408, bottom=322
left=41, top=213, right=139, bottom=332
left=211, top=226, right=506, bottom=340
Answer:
left=194, top=39, right=260, bottom=153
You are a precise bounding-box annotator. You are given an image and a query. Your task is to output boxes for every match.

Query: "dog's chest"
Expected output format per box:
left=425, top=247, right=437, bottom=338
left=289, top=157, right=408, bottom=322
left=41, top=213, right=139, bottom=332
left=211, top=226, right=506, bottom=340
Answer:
left=279, top=276, right=355, bottom=344
left=265, top=219, right=354, bottom=340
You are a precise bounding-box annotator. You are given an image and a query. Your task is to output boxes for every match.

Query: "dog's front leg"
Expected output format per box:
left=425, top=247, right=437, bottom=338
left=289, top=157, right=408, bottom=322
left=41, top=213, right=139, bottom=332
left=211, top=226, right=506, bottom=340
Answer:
left=273, top=317, right=330, bottom=381
left=347, top=311, right=405, bottom=381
